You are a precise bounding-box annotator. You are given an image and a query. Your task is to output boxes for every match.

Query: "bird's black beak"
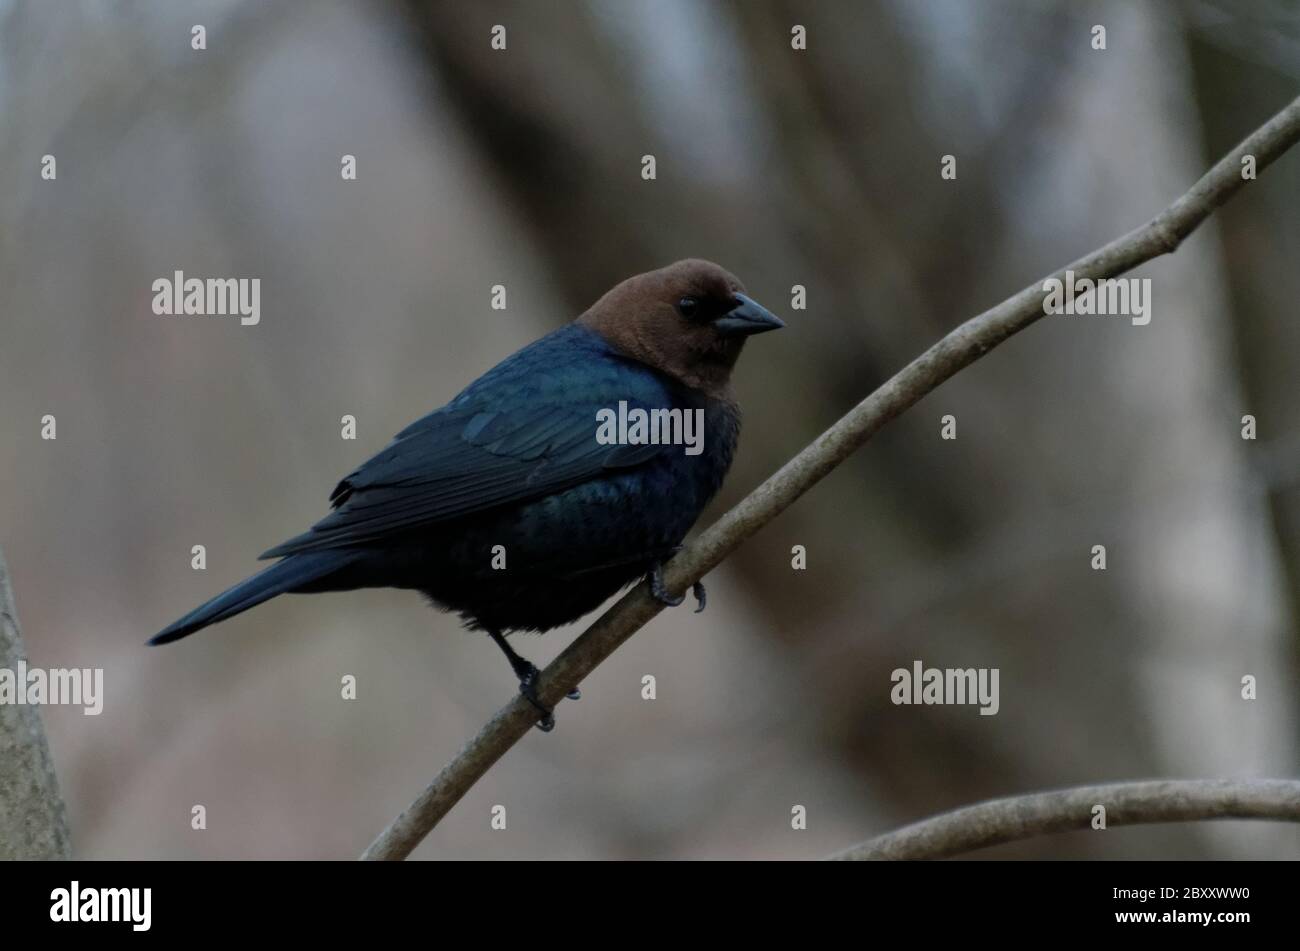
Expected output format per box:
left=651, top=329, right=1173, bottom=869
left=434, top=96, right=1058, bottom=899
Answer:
left=714, top=293, right=786, bottom=337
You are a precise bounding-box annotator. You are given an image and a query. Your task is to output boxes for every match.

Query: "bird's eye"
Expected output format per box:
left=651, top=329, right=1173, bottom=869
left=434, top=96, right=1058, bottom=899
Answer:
left=677, top=296, right=700, bottom=319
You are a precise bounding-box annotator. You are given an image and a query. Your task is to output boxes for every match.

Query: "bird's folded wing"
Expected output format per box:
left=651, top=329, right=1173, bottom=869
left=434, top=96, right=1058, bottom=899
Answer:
left=259, top=361, right=675, bottom=558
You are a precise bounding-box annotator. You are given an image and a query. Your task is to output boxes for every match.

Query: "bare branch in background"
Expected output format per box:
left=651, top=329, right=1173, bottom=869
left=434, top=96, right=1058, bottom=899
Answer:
left=0, top=545, right=71, bottom=859
left=361, top=95, right=1300, bottom=861
left=830, top=779, right=1300, bottom=859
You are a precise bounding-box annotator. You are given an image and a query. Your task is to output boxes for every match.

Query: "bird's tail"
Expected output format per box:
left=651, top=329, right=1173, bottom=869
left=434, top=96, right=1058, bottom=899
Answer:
left=149, top=550, right=360, bottom=645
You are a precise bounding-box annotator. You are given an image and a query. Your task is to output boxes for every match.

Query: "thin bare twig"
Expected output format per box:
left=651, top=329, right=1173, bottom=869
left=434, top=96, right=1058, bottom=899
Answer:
left=828, top=779, right=1300, bottom=859
left=361, top=95, right=1300, bottom=861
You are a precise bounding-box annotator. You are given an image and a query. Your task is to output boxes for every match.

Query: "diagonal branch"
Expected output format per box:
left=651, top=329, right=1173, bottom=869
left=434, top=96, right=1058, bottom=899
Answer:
left=828, top=779, right=1300, bottom=860
left=361, top=95, right=1300, bottom=861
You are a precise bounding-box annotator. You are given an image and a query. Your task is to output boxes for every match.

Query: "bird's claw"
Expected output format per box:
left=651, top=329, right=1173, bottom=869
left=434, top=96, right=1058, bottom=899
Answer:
left=649, top=564, right=707, bottom=613
left=651, top=573, right=685, bottom=607
left=515, top=662, right=579, bottom=731
left=518, top=666, right=556, bottom=732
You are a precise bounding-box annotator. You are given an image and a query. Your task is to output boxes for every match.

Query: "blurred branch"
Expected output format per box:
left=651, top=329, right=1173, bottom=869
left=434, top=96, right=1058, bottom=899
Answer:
left=0, top=544, right=72, bottom=859
left=361, top=94, right=1300, bottom=860
left=829, top=779, right=1300, bottom=860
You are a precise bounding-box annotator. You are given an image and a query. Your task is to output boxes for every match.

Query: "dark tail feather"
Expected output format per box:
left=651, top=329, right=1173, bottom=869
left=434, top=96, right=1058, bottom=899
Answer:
left=149, top=551, right=360, bottom=645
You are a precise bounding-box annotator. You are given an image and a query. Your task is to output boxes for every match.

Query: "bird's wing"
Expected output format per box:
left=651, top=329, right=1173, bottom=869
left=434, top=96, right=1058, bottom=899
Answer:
left=259, top=335, right=676, bottom=558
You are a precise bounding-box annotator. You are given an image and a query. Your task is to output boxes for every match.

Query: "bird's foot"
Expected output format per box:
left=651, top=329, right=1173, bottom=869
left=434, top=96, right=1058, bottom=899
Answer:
left=516, top=664, right=556, bottom=732
left=692, top=580, right=706, bottom=613
left=513, top=664, right=581, bottom=732
left=488, top=629, right=579, bottom=732
left=649, top=564, right=707, bottom=613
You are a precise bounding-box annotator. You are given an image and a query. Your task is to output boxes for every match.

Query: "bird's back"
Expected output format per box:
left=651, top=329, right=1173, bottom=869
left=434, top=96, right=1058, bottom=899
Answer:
left=325, top=322, right=743, bottom=631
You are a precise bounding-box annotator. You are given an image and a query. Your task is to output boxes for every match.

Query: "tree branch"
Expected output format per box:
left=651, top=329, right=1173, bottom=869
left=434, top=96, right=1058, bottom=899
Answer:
left=0, top=544, right=72, bottom=859
left=828, top=779, right=1300, bottom=860
left=361, top=95, right=1300, bottom=861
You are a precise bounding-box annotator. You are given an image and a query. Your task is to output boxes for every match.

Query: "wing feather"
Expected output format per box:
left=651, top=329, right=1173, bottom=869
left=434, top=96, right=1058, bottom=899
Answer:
left=260, top=327, right=678, bottom=559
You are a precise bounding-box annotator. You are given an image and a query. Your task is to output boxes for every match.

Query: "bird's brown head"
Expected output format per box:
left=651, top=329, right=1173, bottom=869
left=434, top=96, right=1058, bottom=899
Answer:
left=577, top=259, right=784, bottom=398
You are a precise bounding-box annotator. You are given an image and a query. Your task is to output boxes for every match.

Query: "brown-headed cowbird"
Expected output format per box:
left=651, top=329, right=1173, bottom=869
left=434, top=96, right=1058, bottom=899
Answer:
left=152, top=259, right=784, bottom=729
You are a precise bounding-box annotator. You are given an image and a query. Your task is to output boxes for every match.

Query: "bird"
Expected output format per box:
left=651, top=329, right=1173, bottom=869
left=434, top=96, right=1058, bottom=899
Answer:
left=151, top=259, right=784, bottom=729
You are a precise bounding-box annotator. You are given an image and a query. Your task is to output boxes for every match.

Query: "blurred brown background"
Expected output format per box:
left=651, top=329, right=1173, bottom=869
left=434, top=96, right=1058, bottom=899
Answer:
left=0, top=0, right=1297, bottom=859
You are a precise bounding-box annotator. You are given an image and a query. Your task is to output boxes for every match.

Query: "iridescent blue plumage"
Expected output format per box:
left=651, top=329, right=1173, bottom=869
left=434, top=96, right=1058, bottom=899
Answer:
left=151, top=260, right=781, bottom=660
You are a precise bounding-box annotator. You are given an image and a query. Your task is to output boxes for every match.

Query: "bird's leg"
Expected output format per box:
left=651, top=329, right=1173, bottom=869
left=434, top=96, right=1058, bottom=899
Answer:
left=648, top=562, right=706, bottom=613
left=487, top=629, right=554, bottom=731
left=486, top=629, right=578, bottom=733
